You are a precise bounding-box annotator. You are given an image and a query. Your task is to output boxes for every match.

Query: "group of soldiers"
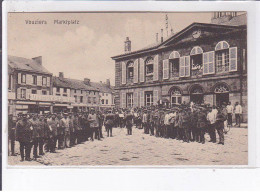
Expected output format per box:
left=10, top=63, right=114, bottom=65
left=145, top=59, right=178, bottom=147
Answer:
left=8, top=101, right=243, bottom=162
left=8, top=108, right=114, bottom=161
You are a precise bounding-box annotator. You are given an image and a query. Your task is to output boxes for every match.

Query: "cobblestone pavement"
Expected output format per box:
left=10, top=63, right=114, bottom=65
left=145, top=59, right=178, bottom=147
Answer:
left=8, top=125, right=248, bottom=166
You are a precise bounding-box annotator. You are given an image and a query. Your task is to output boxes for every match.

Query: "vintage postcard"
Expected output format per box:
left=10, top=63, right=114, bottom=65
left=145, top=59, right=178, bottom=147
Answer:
left=6, top=11, right=248, bottom=166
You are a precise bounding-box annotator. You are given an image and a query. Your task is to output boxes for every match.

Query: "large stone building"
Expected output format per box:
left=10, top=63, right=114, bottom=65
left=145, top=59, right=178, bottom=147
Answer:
left=112, top=12, right=247, bottom=122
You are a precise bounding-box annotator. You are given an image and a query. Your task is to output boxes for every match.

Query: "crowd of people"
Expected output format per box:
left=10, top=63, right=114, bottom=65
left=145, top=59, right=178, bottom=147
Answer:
left=8, top=101, right=243, bottom=162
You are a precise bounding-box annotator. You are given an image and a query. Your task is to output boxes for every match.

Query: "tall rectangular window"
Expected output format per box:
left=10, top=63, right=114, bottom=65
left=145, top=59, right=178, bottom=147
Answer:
left=32, top=75, right=37, bottom=85
left=80, top=96, right=83, bottom=103
left=42, top=77, right=47, bottom=86
left=216, top=49, right=229, bottom=73
left=126, top=93, right=133, bottom=107
left=42, top=90, right=47, bottom=95
left=21, top=89, right=26, bottom=99
left=145, top=92, right=153, bottom=106
left=21, top=74, right=26, bottom=84
left=170, top=58, right=179, bottom=78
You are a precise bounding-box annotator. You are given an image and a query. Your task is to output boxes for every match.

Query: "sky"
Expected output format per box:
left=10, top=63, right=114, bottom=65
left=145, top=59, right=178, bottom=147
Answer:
left=8, top=12, right=213, bottom=85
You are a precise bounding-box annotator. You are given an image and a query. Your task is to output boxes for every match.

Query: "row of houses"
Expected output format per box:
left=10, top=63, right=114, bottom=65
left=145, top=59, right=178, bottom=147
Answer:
left=8, top=55, right=115, bottom=115
left=112, top=12, right=247, bottom=122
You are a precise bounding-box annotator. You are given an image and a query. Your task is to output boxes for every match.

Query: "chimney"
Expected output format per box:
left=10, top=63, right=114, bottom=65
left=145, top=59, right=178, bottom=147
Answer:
left=106, top=79, right=110, bottom=87
left=32, top=56, right=42, bottom=65
left=59, top=72, right=64, bottom=79
left=84, top=78, right=90, bottom=85
left=156, top=33, right=159, bottom=43
left=124, top=37, right=131, bottom=53
left=161, top=29, right=164, bottom=43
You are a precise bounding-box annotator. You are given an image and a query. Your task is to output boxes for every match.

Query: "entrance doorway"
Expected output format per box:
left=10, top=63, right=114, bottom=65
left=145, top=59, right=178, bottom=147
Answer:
left=214, top=83, right=230, bottom=106
left=190, top=94, right=204, bottom=104
left=190, top=85, right=204, bottom=105
left=216, top=93, right=229, bottom=107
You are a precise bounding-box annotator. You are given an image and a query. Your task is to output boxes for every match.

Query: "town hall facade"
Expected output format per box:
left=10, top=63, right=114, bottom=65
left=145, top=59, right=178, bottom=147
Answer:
left=112, top=12, right=247, bottom=122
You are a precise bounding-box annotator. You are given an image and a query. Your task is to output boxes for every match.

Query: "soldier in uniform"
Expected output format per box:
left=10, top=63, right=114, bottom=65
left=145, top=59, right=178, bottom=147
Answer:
left=207, top=106, right=217, bottom=143
left=47, top=114, right=59, bottom=153
left=64, top=113, right=71, bottom=148
left=216, top=106, right=226, bottom=145
left=16, top=113, right=33, bottom=161
left=182, top=108, right=191, bottom=143
left=142, top=110, right=148, bottom=134
left=98, top=111, right=104, bottom=139
left=88, top=108, right=99, bottom=141
left=197, top=107, right=207, bottom=144
left=104, top=110, right=114, bottom=137
left=190, top=107, right=198, bottom=142
left=125, top=110, right=134, bottom=135
left=38, top=115, right=46, bottom=155
left=57, top=113, right=65, bottom=149
left=69, top=113, right=75, bottom=146
left=8, top=114, right=16, bottom=156
left=31, top=114, right=40, bottom=159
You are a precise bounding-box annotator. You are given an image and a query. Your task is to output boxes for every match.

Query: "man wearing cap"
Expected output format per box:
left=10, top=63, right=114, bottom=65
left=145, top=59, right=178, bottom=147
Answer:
left=16, top=113, right=33, bottom=161
left=63, top=113, right=71, bottom=148
left=8, top=114, right=17, bottom=156
left=88, top=108, right=99, bottom=141
left=48, top=114, right=59, bottom=152
left=104, top=110, right=114, bottom=137
left=57, top=113, right=66, bottom=149
left=142, top=110, right=148, bottom=134
left=125, top=110, right=134, bottom=135
left=215, top=107, right=226, bottom=145
left=68, top=113, right=75, bottom=146
left=207, top=106, right=217, bottom=143
left=31, top=114, right=40, bottom=159
left=197, top=107, right=207, bottom=144
left=226, top=102, right=233, bottom=126
left=234, top=102, right=242, bottom=127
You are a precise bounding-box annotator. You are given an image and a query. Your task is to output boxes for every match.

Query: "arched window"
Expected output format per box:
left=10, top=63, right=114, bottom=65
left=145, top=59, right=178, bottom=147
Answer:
left=215, top=41, right=230, bottom=73
left=214, top=83, right=230, bottom=93
left=145, top=57, right=154, bottom=76
left=169, top=51, right=180, bottom=78
left=214, top=83, right=230, bottom=106
left=170, top=87, right=182, bottom=105
left=127, top=61, right=134, bottom=80
left=190, top=46, right=203, bottom=76
left=190, top=85, right=204, bottom=105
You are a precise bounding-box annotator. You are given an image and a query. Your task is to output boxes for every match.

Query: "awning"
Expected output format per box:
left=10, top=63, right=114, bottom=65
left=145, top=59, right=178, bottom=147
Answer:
left=54, top=104, right=68, bottom=107
left=16, top=101, right=36, bottom=105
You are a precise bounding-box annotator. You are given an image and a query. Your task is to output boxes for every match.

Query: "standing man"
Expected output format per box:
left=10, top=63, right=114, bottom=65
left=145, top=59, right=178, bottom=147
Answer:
left=98, top=111, right=104, bottom=139
left=8, top=114, right=16, bottom=156
left=104, top=110, right=114, bottom=137
left=63, top=113, right=71, bottom=148
left=164, top=110, right=171, bottom=139
left=215, top=106, right=226, bottom=145
left=88, top=108, right=99, bottom=141
left=226, top=102, right=233, bottom=126
left=38, top=115, right=46, bottom=156
left=47, top=114, right=59, bottom=153
left=197, top=107, right=207, bottom=144
left=234, top=102, right=242, bottom=127
left=16, top=113, right=33, bottom=161
left=31, top=114, right=40, bottom=160
left=57, top=113, right=65, bottom=149
left=69, top=113, right=75, bottom=146
left=142, top=110, right=148, bottom=134
left=207, top=106, right=217, bottom=143
left=125, top=110, right=134, bottom=135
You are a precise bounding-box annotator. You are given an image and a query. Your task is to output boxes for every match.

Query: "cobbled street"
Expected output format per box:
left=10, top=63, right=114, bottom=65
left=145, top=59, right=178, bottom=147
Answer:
left=8, top=126, right=248, bottom=166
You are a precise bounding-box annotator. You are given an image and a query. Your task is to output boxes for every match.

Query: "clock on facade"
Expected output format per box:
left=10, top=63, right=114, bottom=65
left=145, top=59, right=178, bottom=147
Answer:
left=192, top=30, right=201, bottom=39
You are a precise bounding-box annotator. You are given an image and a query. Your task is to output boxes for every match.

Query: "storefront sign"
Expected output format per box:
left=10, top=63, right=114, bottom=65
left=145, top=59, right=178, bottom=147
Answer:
left=30, top=94, right=75, bottom=103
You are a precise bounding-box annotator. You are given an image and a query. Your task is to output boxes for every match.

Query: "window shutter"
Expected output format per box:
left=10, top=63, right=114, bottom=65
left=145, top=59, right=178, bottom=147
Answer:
left=133, top=92, right=138, bottom=107
left=203, top=52, right=209, bottom=74
left=229, top=47, right=237, bottom=72
left=133, top=59, right=139, bottom=83
left=140, top=91, right=144, bottom=107
left=139, top=58, right=145, bottom=82
left=17, top=88, right=21, bottom=99
left=163, top=59, right=169, bottom=80
left=121, top=93, right=126, bottom=108
left=26, top=89, right=31, bottom=99
left=184, top=56, right=190, bottom=77
left=153, top=55, right=159, bottom=81
left=37, top=76, right=42, bottom=86
left=18, top=73, right=21, bottom=84
left=26, top=74, right=30, bottom=85
left=121, top=62, right=126, bottom=85
left=180, top=57, right=185, bottom=77
left=208, top=51, right=215, bottom=74
left=153, top=90, right=158, bottom=105
left=47, top=77, right=51, bottom=87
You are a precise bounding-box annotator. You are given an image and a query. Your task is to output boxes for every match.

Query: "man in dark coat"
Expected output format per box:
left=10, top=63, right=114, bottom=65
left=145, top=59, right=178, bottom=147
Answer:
left=16, top=114, right=33, bottom=161
left=8, top=114, right=16, bottom=156
left=216, top=107, right=226, bottom=145
left=47, top=114, right=59, bottom=152
left=197, top=107, right=208, bottom=144
left=104, top=110, right=114, bottom=137
left=125, top=110, right=134, bottom=135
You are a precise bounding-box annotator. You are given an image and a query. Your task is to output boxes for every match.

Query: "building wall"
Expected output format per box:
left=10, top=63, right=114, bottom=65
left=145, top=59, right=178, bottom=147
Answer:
left=70, top=89, right=100, bottom=107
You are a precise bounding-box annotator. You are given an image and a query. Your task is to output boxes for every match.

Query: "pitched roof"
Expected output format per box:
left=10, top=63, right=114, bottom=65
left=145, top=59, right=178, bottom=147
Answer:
left=8, top=55, right=51, bottom=75
left=111, top=22, right=245, bottom=60
left=90, top=82, right=114, bottom=93
left=53, top=76, right=98, bottom=91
